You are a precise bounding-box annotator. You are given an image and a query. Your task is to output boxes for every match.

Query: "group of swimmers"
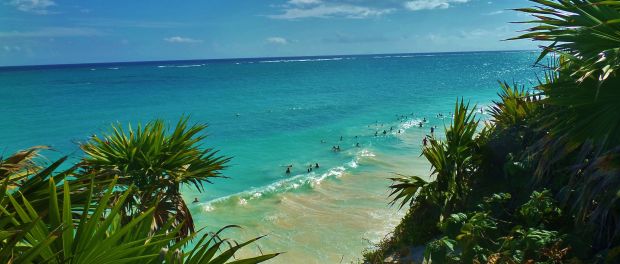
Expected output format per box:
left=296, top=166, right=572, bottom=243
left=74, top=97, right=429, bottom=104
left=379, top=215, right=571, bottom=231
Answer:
left=285, top=163, right=319, bottom=174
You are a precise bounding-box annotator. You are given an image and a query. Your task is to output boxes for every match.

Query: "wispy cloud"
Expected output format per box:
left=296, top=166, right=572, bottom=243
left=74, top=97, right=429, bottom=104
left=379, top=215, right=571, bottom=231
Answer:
left=485, top=10, right=505, bottom=15
left=8, top=0, right=56, bottom=14
left=3, top=45, right=22, bottom=52
left=288, top=0, right=322, bottom=5
left=0, top=27, right=103, bottom=38
left=269, top=3, right=394, bottom=19
left=404, top=0, right=469, bottom=11
left=266, top=37, right=289, bottom=45
left=322, top=33, right=390, bottom=44
left=75, top=18, right=190, bottom=29
left=164, top=36, right=203, bottom=43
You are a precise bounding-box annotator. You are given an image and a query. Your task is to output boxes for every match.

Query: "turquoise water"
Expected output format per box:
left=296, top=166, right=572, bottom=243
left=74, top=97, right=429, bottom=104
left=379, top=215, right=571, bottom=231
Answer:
left=0, top=51, right=540, bottom=262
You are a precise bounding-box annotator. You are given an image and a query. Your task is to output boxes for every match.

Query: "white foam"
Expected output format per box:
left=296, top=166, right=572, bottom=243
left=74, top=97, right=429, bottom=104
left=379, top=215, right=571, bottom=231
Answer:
left=258, top=58, right=344, bottom=64
left=157, top=64, right=204, bottom=68
left=359, top=149, right=376, bottom=157
left=201, top=204, right=215, bottom=212
left=107, top=67, right=119, bottom=70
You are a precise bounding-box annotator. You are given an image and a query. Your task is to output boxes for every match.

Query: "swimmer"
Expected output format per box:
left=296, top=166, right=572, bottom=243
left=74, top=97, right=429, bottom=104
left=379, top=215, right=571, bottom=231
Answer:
left=419, top=122, right=423, bottom=128
left=193, top=197, right=199, bottom=203
left=315, top=163, right=319, bottom=168
left=356, top=142, right=360, bottom=147
left=398, top=129, right=401, bottom=133
left=423, top=137, right=428, bottom=147
left=383, top=130, right=387, bottom=135
left=375, top=131, right=378, bottom=137
left=286, top=167, right=291, bottom=174
left=431, top=127, right=435, bottom=134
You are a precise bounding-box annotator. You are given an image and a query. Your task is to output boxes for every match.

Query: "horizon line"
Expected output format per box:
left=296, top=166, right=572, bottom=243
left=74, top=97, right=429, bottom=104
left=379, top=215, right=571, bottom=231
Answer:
left=0, top=49, right=536, bottom=69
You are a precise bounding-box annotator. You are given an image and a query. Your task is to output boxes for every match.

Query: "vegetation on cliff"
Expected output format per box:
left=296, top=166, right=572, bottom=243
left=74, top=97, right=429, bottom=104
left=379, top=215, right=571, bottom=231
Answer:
left=365, top=0, right=620, bottom=262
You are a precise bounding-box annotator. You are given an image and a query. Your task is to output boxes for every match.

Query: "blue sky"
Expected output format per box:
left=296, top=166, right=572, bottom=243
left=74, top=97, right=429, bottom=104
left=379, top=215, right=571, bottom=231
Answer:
left=0, top=0, right=536, bottom=66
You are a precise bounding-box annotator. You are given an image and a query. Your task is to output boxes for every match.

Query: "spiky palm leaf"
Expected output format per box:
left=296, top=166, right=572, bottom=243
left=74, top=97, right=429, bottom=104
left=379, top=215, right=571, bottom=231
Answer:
left=514, top=0, right=620, bottom=148
left=489, top=82, right=540, bottom=130
left=389, top=100, right=480, bottom=217
left=514, top=0, right=620, bottom=250
left=0, top=163, right=279, bottom=264
left=80, top=118, right=231, bottom=238
left=513, top=0, right=620, bottom=85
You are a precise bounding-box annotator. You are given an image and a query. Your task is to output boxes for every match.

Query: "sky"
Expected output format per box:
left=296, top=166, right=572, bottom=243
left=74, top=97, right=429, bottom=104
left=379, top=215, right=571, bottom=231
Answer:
left=0, top=0, right=537, bottom=66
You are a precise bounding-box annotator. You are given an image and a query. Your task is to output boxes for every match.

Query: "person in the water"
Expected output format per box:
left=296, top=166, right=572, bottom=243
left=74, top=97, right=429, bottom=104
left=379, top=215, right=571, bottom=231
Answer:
left=430, top=127, right=435, bottom=134
left=193, top=197, right=199, bottom=203
left=315, top=163, right=319, bottom=168
left=356, top=142, right=360, bottom=147
left=340, top=136, right=343, bottom=141
left=419, top=122, right=423, bottom=128
left=423, top=137, right=428, bottom=147
left=286, top=167, right=291, bottom=174
left=383, top=130, right=387, bottom=135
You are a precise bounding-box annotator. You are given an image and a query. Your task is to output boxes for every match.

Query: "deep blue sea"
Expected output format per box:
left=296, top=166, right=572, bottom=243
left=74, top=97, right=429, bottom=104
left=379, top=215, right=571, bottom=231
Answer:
left=0, top=51, right=540, bottom=262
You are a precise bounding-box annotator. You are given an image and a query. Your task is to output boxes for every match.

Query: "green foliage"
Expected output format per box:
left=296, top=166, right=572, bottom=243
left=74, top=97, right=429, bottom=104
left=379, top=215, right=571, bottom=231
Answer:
left=423, top=191, right=570, bottom=264
left=513, top=0, right=620, bottom=249
left=518, top=190, right=562, bottom=228
left=81, top=117, right=231, bottom=238
left=513, top=0, right=620, bottom=85
left=1, top=126, right=279, bottom=263
left=373, top=2, right=620, bottom=262
left=489, top=81, right=539, bottom=130
left=389, top=99, right=481, bottom=218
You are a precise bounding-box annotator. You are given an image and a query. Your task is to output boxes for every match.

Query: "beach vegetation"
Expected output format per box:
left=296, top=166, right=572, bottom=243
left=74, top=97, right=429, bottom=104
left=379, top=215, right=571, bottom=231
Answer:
left=364, top=0, right=620, bottom=262
left=0, top=120, right=278, bottom=263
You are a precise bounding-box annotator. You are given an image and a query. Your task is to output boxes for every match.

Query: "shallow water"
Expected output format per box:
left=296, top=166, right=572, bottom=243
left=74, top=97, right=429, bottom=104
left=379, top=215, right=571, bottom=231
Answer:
left=0, top=51, right=540, bottom=262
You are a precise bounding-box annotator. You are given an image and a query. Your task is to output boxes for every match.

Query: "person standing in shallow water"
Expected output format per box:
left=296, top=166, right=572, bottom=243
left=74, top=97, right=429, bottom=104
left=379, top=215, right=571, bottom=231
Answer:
left=423, top=137, right=428, bottom=147
left=315, top=163, right=319, bottom=169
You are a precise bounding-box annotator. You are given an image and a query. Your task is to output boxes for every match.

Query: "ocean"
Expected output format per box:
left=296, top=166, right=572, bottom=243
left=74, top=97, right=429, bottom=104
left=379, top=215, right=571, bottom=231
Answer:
left=0, top=51, right=540, bottom=263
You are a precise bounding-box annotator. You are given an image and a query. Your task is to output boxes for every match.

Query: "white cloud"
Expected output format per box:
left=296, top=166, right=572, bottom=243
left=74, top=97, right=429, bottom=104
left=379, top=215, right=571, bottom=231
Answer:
left=288, top=0, right=322, bottom=5
left=0, top=27, right=103, bottom=38
left=164, top=36, right=203, bottom=43
left=267, top=37, right=289, bottom=45
left=269, top=4, right=394, bottom=19
left=3, top=45, right=22, bottom=52
left=404, top=0, right=469, bottom=11
left=485, top=10, right=505, bottom=15
left=8, top=0, right=56, bottom=14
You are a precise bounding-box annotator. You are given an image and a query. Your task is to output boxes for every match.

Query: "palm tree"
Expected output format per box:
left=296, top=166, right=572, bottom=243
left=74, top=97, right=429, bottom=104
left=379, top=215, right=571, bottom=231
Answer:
left=513, top=0, right=620, bottom=249
left=80, top=118, right=231, bottom=238
left=0, top=149, right=279, bottom=264
left=390, top=100, right=481, bottom=218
